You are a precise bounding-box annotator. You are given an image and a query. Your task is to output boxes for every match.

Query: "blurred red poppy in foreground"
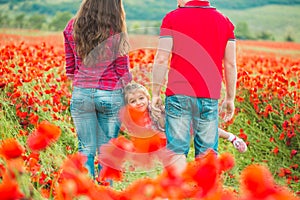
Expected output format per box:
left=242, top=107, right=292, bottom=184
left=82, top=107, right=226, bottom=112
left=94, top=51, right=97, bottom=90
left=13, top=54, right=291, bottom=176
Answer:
left=0, top=138, right=25, bottom=160
left=0, top=173, right=25, bottom=200
left=98, top=136, right=134, bottom=182
left=56, top=153, right=118, bottom=200
left=240, top=164, right=299, bottom=200
left=27, top=121, right=61, bottom=151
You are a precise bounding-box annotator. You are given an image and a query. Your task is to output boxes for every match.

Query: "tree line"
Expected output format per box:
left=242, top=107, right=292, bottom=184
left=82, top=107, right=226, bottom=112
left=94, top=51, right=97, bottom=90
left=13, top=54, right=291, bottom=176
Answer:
left=0, top=12, right=72, bottom=31
left=0, top=11, right=296, bottom=42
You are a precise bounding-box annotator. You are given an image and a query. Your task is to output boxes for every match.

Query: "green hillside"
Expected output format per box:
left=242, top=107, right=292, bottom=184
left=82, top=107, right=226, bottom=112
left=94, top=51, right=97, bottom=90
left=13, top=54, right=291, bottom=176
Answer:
left=126, top=4, right=300, bottom=42
left=221, top=5, right=300, bottom=41
left=123, top=0, right=300, bottom=20
left=1, top=0, right=300, bottom=19
left=211, top=0, right=300, bottom=9
left=0, top=0, right=300, bottom=41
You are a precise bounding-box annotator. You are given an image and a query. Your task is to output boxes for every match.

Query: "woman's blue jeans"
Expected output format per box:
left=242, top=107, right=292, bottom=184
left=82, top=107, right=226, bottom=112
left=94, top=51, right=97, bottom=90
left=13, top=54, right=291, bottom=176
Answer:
left=165, top=95, right=219, bottom=158
left=70, top=86, right=124, bottom=178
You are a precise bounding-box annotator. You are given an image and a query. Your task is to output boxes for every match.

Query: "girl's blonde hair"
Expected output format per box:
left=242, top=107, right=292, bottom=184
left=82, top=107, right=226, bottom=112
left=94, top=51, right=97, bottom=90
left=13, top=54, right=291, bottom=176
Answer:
left=124, top=83, right=150, bottom=104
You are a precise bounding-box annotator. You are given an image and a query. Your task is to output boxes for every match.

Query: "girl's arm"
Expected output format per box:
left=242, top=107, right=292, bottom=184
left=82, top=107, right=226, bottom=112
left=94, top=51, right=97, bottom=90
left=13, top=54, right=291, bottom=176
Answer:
left=157, top=115, right=165, bottom=130
left=153, top=105, right=165, bottom=131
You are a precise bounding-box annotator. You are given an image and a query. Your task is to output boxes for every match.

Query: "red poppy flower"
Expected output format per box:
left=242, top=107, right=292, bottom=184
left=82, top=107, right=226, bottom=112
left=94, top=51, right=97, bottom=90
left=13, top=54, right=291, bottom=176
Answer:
left=0, top=82, right=6, bottom=88
left=110, top=135, right=135, bottom=152
left=0, top=138, right=25, bottom=160
left=60, top=153, right=88, bottom=176
left=290, top=150, right=297, bottom=159
left=218, top=152, right=235, bottom=172
left=98, top=136, right=134, bottom=172
left=240, top=164, right=276, bottom=198
left=5, top=157, right=25, bottom=176
left=0, top=173, right=24, bottom=200
left=273, top=146, right=279, bottom=155
left=119, top=178, right=158, bottom=200
left=56, top=153, right=96, bottom=199
left=290, top=164, right=298, bottom=170
left=184, top=150, right=219, bottom=197
left=27, top=121, right=61, bottom=151
left=98, top=165, right=123, bottom=182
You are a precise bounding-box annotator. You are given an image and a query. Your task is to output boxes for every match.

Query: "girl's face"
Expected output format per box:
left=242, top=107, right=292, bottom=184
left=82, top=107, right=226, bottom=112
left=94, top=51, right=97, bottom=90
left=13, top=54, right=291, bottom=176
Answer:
left=127, top=91, right=149, bottom=112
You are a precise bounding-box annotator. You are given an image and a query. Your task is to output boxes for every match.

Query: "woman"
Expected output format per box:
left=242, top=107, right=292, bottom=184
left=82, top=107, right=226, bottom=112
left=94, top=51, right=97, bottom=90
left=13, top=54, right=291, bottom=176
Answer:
left=63, top=0, right=132, bottom=178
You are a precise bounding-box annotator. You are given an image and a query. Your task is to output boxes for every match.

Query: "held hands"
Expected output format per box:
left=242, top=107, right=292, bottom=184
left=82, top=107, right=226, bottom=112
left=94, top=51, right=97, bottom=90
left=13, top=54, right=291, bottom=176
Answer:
left=220, top=98, right=235, bottom=122
left=67, top=74, right=74, bottom=81
left=151, top=95, right=164, bottom=121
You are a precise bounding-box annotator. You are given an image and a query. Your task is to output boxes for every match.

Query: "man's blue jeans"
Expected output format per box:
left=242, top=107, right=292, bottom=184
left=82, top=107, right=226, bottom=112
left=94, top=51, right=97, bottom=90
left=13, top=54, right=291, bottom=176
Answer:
left=70, top=86, right=124, bottom=178
left=165, top=95, right=219, bottom=157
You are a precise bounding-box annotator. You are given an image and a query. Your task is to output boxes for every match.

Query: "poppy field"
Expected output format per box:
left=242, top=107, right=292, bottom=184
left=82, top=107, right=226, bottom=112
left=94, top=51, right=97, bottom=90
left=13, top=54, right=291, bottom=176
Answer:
left=0, top=31, right=299, bottom=199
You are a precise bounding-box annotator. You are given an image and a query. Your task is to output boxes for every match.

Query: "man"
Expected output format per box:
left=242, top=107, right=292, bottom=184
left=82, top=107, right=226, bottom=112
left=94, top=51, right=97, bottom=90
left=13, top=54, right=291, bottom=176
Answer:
left=151, top=0, right=237, bottom=174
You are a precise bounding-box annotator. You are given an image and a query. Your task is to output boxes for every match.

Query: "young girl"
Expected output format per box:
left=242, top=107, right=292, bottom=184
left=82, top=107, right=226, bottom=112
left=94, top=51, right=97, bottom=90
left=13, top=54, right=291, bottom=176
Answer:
left=98, top=83, right=246, bottom=183
left=123, top=83, right=247, bottom=153
left=120, top=83, right=167, bottom=153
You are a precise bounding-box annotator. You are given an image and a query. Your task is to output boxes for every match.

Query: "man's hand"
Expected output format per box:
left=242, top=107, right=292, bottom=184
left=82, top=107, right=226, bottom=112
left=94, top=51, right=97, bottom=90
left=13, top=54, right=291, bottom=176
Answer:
left=220, top=99, right=235, bottom=122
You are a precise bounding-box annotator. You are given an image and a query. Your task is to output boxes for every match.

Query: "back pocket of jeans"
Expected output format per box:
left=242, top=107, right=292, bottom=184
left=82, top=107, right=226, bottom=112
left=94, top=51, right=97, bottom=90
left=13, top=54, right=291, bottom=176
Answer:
left=166, top=95, right=188, bottom=117
left=70, top=99, right=84, bottom=112
left=200, top=99, right=218, bottom=120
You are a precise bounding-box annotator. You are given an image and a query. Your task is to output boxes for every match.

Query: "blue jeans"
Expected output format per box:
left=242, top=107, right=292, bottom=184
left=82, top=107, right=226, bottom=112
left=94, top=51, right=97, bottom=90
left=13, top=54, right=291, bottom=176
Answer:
left=70, top=86, right=124, bottom=178
left=165, top=95, right=219, bottom=157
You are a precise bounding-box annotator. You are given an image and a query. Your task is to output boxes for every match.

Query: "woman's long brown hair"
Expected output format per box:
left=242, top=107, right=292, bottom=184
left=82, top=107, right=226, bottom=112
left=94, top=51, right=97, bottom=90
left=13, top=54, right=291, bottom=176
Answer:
left=73, top=0, right=128, bottom=63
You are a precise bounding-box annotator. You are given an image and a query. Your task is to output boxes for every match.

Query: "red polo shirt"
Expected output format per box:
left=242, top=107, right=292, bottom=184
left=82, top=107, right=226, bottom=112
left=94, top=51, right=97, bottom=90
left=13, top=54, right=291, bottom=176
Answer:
left=160, top=0, right=235, bottom=99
